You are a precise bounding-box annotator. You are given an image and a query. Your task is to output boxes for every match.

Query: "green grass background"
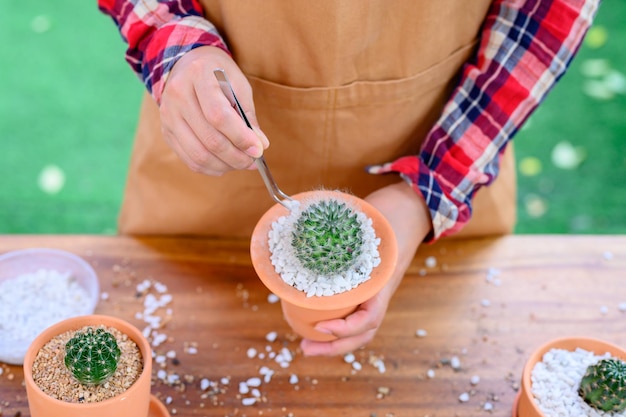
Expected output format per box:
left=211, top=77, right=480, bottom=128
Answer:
left=1, top=1, right=624, bottom=235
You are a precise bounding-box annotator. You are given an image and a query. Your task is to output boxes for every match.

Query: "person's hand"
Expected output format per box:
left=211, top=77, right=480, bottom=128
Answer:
left=299, top=181, right=433, bottom=356
left=159, top=46, right=269, bottom=176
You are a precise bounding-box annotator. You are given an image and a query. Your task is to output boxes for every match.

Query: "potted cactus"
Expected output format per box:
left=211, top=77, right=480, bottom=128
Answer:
left=514, top=336, right=626, bottom=417
left=23, top=314, right=169, bottom=417
left=250, top=189, right=398, bottom=341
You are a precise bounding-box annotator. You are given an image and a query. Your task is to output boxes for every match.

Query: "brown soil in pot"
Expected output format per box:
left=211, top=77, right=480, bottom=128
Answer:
left=31, top=325, right=143, bottom=403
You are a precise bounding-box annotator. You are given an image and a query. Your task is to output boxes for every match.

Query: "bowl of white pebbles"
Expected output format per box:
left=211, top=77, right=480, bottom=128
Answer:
left=0, top=248, right=99, bottom=365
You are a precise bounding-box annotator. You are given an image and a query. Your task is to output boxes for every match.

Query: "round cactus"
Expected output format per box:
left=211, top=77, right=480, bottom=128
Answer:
left=64, top=326, right=121, bottom=385
left=291, top=198, right=364, bottom=275
left=578, top=357, right=626, bottom=412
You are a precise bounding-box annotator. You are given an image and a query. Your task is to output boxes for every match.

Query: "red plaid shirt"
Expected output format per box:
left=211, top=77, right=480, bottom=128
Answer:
left=99, top=0, right=599, bottom=240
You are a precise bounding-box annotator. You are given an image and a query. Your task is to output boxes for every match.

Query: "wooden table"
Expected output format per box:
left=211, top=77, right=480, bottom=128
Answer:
left=1, top=235, right=625, bottom=417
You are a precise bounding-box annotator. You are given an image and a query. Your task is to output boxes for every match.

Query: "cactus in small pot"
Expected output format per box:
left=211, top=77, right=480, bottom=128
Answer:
left=64, top=326, right=121, bottom=385
left=291, top=199, right=364, bottom=276
left=578, top=357, right=626, bottom=412
left=252, top=189, right=397, bottom=340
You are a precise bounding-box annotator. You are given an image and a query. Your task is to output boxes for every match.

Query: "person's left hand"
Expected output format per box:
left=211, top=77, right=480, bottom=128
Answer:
left=299, top=181, right=433, bottom=356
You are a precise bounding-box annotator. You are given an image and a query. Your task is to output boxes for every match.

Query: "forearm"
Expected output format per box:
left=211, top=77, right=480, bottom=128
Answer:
left=369, top=0, right=599, bottom=241
left=97, top=0, right=230, bottom=103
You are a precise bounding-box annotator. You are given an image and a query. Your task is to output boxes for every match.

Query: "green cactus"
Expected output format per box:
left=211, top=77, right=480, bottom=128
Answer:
left=291, top=198, right=364, bottom=275
left=64, top=327, right=121, bottom=385
left=578, top=357, right=626, bottom=412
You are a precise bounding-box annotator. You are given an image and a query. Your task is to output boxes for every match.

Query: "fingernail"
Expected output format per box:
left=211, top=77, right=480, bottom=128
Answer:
left=245, top=145, right=262, bottom=158
left=314, top=326, right=333, bottom=335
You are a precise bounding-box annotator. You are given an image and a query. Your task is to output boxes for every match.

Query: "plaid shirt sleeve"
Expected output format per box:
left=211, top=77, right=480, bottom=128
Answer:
left=97, top=0, right=230, bottom=104
left=367, top=0, right=599, bottom=241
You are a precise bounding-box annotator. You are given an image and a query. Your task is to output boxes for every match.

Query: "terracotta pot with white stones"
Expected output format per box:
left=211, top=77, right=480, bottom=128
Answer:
left=513, top=336, right=626, bottom=417
left=250, top=190, right=398, bottom=342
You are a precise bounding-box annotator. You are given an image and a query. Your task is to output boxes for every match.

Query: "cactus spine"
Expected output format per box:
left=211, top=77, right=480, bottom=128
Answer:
left=291, top=198, right=363, bottom=275
left=578, top=358, right=626, bottom=412
left=64, top=326, right=121, bottom=385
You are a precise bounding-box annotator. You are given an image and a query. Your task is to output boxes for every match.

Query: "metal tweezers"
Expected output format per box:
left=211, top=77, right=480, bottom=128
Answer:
left=213, top=69, right=293, bottom=210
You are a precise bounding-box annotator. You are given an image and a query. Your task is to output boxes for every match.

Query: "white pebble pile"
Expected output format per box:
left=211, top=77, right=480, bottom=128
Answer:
left=0, top=269, right=93, bottom=362
left=531, top=347, right=626, bottom=417
left=268, top=199, right=381, bottom=297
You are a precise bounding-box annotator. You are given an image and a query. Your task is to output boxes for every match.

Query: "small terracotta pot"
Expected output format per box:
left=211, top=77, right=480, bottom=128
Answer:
left=250, top=190, right=398, bottom=342
left=23, top=315, right=153, bottom=417
left=513, top=336, right=626, bottom=417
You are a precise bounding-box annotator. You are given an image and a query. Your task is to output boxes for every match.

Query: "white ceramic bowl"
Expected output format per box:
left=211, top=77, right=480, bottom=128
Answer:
left=0, top=248, right=99, bottom=365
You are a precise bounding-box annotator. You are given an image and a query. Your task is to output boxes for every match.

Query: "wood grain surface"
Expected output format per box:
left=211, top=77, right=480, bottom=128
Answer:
left=1, top=235, right=625, bottom=417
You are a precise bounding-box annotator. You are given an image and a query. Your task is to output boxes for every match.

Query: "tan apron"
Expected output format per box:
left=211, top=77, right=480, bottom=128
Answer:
left=119, top=0, right=516, bottom=239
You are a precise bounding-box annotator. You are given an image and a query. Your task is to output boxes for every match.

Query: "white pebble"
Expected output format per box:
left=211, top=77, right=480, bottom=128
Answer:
left=450, top=356, right=461, bottom=369
left=157, top=369, right=167, bottom=380
left=279, top=347, right=293, bottom=362
left=136, top=279, right=151, bottom=292
left=426, top=369, right=435, bottom=379
left=289, top=374, right=299, bottom=384
left=154, top=282, right=168, bottom=293
left=373, top=358, right=386, bottom=373
left=343, top=353, right=355, bottom=363
left=266, top=331, right=277, bottom=342
left=603, top=251, right=614, bottom=260
left=100, top=292, right=109, bottom=300
left=600, top=305, right=609, bottom=315
left=241, top=397, right=257, bottom=406
left=458, top=392, right=470, bottom=402
left=246, top=377, right=262, bottom=387
left=481, top=299, right=491, bottom=307
left=165, top=396, right=173, bottom=405
left=267, top=293, right=280, bottom=303
left=200, top=378, right=211, bottom=391
left=484, top=402, right=493, bottom=411
left=239, top=382, right=250, bottom=395
left=352, top=361, right=362, bottom=371
left=415, top=329, right=427, bottom=337
left=470, top=375, right=480, bottom=385
left=187, top=346, right=198, bottom=354
left=425, top=256, right=437, bottom=268
left=619, top=302, right=626, bottom=312
left=166, top=350, right=177, bottom=358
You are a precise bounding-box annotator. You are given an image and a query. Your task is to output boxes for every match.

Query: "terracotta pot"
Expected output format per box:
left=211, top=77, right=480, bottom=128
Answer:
left=513, top=336, right=626, bottom=417
left=250, top=190, right=398, bottom=342
left=23, top=315, right=163, bottom=417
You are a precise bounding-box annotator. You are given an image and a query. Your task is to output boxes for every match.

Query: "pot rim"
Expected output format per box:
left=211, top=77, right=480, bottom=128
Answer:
left=250, top=190, right=398, bottom=310
left=23, top=314, right=152, bottom=409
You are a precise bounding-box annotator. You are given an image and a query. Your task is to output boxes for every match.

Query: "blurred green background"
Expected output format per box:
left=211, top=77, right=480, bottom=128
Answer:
left=1, top=1, right=624, bottom=235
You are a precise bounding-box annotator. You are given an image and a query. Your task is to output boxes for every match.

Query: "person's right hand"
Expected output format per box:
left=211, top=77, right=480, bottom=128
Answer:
left=159, top=46, right=269, bottom=176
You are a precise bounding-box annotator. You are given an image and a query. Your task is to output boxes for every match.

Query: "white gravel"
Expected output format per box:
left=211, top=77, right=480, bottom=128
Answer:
left=268, top=199, right=381, bottom=297
left=0, top=269, right=93, bottom=364
left=530, top=347, right=626, bottom=417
